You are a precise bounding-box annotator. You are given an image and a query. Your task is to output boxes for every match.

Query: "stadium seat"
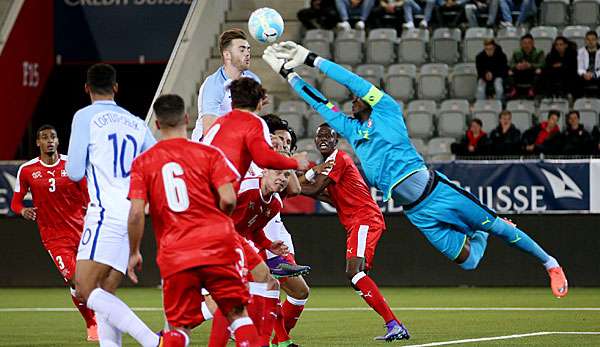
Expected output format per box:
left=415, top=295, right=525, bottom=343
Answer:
left=562, top=25, right=591, bottom=48
left=431, top=28, right=461, bottom=64
left=296, top=138, right=316, bottom=152
left=338, top=138, right=356, bottom=157
left=406, top=100, right=436, bottom=139
left=398, top=28, right=429, bottom=65
left=427, top=137, right=455, bottom=161
left=463, top=27, right=494, bottom=62
left=538, top=98, right=570, bottom=121
left=303, top=29, right=334, bottom=59
left=574, top=98, right=600, bottom=130
left=450, top=63, right=477, bottom=101
left=279, top=113, right=306, bottom=137
left=417, top=63, right=448, bottom=101
left=437, top=99, right=470, bottom=138
left=540, top=0, right=570, bottom=27
left=259, top=94, right=276, bottom=115
left=530, top=26, right=559, bottom=54
left=278, top=100, right=308, bottom=115
left=321, top=64, right=352, bottom=101
left=306, top=112, right=324, bottom=138
left=384, top=64, right=417, bottom=102
left=571, top=0, right=600, bottom=27
left=366, top=28, right=397, bottom=64
left=506, top=99, right=535, bottom=131
left=496, top=27, right=527, bottom=57
left=334, top=29, right=365, bottom=65
left=411, top=138, right=428, bottom=156
left=356, top=64, right=385, bottom=88
left=473, top=99, right=503, bottom=133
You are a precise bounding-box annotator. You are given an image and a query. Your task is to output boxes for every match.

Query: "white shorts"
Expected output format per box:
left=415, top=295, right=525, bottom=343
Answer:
left=77, top=211, right=129, bottom=274
left=264, top=214, right=295, bottom=259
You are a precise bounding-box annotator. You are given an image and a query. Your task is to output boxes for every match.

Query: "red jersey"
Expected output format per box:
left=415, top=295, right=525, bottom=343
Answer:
left=204, top=109, right=298, bottom=178
left=128, top=138, right=241, bottom=278
left=231, top=177, right=282, bottom=250
left=323, top=150, right=385, bottom=231
left=11, top=155, right=88, bottom=249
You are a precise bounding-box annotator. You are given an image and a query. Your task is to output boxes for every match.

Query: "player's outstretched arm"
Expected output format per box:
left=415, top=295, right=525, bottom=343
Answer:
left=66, top=112, right=90, bottom=182
left=127, top=198, right=146, bottom=284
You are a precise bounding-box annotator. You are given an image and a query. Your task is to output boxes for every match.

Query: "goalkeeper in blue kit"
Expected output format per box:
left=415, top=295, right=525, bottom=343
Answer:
left=261, top=42, right=568, bottom=338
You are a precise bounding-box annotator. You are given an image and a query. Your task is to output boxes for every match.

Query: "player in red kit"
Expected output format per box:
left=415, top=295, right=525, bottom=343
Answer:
left=10, top=125, right=97, bottom=341
left=301, top=123, right=410, bottom=341
left=203, top=77, right=309, bottom=178
left=127, top=95, right=260, bottom=347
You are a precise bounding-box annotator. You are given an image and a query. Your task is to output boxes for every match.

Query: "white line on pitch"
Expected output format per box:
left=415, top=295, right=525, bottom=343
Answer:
left=1, top=307, right=600, bottom=312
left=403, top=331, right=600, bottom=347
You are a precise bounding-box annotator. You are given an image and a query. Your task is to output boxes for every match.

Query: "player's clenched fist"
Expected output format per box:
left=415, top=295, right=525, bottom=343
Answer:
left=21, top=207, right=37, bottom=221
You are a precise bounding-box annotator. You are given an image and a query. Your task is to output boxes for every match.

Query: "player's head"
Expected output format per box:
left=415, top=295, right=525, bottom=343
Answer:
left=350, top=95, right=372, bottom=122
left=261, top=114, right=298, bottom=152
left=220, top=28, right=251, bottom=71
left=152, top=94, right=189, bottom=132
left=85, top=63, right=117, bottom=97
left=262, top=151, right=292, bottom=194
left=36, top=124, right=58, bottom=156
left=314, top=123, right=338, bottom=157
left=230, top=77, right=266, bottom=112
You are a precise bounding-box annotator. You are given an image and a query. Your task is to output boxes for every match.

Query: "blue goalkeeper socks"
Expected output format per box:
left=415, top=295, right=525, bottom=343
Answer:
left=459, top=231, right=488, bottom=270
left=488, top=217, right=552, bottom=264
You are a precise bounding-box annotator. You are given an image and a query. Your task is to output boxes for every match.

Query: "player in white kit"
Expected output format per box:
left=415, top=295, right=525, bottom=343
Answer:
left=66, top=64, right=160, bottom=347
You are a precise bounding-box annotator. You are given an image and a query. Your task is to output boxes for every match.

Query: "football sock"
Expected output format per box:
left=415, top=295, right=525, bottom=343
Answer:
left=282, top=295, right=307, bottom=332
left=207, top=310, right=230, bottom=347
left=260, top=290, right=280, bottom=345
left=351, top=272, right=398, bottom=324
left=458, top=231, right=488, bottom=270
left=544, top=256, right=560, bottom=270
left=488, top=217, right=553, bottom=265
left=162, top=329, right=189, bottom=347
left=96, top=312, right=122, bottom=347
left=231, top=317, right=260, bottom=347
left=87, top=288, right=159, bottom=347
left=272, top=303, right=290, bottom=345
left=70, top=288, right=96, bottom=328
left=201, top=301, right=214, bottom=321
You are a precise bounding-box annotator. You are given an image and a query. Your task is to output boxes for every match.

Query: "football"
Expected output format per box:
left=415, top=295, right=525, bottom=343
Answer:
left=247, top=7, right=284, bottom=43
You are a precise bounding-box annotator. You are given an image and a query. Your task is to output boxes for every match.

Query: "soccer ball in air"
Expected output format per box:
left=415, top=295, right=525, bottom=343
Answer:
left=248, top=8, right=284, bottom=43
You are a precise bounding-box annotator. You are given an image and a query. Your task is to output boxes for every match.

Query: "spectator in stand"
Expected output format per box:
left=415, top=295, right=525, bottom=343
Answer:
left=541, top=36, right=578, bottom=98
left=489, top=110, right=522, bottom=155
left=562, top=111, right=593, bottom=155
left=508, top=34, right=545, bottom=99
left=522, top=110, right=561, bottom=154
left=297, top=0, right=340, bottom=30
left=476, top=39, right=508, bottom=100
left=435, top=0, right=468, bottom=28
left=371, top=1, right=405, bottom=32
left=497, top=0, right=537, bottom=28
left=403, top=0, right=437, bottom=29
left=335, top=0, right=376, bottom=31
left=577, top=30, right=600, bottom=98
left=451, top=118, right=490, bottom=156
left=465, top=0, right=497, bottom=28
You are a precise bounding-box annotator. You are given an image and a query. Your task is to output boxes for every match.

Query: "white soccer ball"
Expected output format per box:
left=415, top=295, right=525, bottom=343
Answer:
left=248, top=7, right=284, bottom=44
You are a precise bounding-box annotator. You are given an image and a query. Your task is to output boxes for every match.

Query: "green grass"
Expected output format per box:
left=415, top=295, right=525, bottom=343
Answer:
left=0, top=287, right=599, bottom=346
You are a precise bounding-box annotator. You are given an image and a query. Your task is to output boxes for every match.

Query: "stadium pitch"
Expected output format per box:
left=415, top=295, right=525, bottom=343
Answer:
left=0, top=287, right=598, bottom=346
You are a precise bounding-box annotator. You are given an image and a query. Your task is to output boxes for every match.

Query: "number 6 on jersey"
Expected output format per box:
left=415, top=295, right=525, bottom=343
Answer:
left=162, top=162, right=189, bottom=212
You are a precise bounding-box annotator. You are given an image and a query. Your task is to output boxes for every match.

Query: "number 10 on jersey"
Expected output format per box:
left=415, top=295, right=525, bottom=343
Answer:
left=108, top=133, right=138, bottom=178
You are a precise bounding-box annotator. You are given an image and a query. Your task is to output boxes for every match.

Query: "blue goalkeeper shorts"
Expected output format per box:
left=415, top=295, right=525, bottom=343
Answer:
left=396, top=171, right=498, bottom=261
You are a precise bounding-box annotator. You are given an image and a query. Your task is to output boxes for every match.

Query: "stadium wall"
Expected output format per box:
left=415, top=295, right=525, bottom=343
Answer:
left=1, top=214, right=598, bottom=287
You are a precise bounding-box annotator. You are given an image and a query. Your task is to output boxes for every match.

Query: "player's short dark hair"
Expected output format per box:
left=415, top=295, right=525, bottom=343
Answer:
left=86, top=63, right=117, bottom=95
left=36, top=124, right=56, bottom=139
left=261, top=114, right=298, bottom=151
left=230, top=77, right=266, bottom=111
left=521, top=33, right=534, bottom=41
left=471, top=118, right=483, bottom=127
left=585, top=30, right=598, bottom=39
left=499, top=110, right=512, bottom=119
left=153, top=94, right=186, bottom=127
left=219, top=28, right=247, bottom=54
left=547, top=110, right=561, bottom=120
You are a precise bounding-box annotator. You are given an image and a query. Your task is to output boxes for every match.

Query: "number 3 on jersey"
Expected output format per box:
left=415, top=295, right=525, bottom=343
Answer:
left=108, top=133, right=138, bottom=178
left=48, top=178, right=56, bottom=192
left=162, top=162, right=189, bottom=212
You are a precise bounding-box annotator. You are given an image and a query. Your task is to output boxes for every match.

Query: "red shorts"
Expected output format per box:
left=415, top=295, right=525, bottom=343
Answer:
left=46, top=245, right=77, bottom=282
left=163, top=264, right=250, bottom=329
left=346, top=224, right=384, bottom=270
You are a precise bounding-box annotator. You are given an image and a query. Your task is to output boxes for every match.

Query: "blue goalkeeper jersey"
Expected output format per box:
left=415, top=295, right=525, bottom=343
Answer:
left=289, top=58, right=427, bottom=201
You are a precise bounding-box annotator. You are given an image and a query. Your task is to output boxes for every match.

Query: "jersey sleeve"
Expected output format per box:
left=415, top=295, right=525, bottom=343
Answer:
left=199, top=79, right=222, bottom=116
left=66, top=111, right=90, bottom=182
left=128, top=158, right=148, bottom=202
left=10, top=165, right=29, bottom=214
left=210, top=148, right=241, bottom=189
left=245, top=119, right=299, bottom=170
left=141, top=127, right=156, bottom=152
left=288, top=74, right=359, bottom=140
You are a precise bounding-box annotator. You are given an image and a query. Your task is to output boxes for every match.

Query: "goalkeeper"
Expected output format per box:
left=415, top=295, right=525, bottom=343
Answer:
left=262, top=42, right=568, bottom=301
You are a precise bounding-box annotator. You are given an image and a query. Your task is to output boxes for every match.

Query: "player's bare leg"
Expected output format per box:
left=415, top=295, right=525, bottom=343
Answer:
left=345, top=257, right=410, bottom=341
left=75, top=260, right=159, bottom=347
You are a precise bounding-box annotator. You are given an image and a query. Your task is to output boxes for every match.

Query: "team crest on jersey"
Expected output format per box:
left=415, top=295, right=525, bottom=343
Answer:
left=248, top=201, right=255, bottom=210
left=32, top=171, right=42, bottom=179
left=61, top=170, right=68, bottom=177
left=367, top=119, right=373, bottom=128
